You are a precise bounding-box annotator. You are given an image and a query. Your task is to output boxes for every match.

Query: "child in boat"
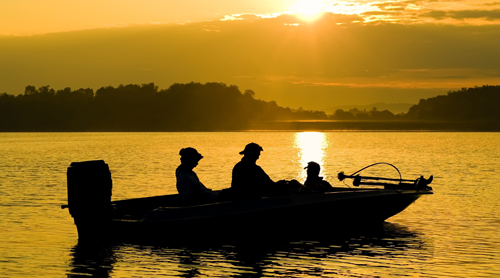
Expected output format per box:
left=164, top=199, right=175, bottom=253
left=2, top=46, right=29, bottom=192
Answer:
left=303, top=161, right=333, bottom=192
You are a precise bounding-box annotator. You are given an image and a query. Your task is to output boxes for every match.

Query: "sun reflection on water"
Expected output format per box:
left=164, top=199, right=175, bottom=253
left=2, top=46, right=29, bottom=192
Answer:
left=294, top=132, right=329, bottom=181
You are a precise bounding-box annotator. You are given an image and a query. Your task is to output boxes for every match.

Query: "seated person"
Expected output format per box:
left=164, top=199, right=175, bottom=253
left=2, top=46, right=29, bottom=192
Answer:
left=176, top=147, right=217, bottom=203
left=231, top=143, right=279, bottom=198
left=303, top=161, right=334, bottom=192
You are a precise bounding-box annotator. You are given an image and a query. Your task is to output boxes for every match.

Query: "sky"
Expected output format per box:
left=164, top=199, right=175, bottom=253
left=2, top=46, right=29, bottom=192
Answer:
left=1, top=0, right=500, bottom=111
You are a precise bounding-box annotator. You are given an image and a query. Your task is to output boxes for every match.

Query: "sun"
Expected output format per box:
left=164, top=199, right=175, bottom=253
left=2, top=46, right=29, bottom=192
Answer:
left=291, top=0, right=326, bottom=21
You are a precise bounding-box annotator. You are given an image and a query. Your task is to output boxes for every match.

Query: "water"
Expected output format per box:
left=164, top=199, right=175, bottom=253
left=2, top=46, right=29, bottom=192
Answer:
left=1, top=132, right=499, bottom=277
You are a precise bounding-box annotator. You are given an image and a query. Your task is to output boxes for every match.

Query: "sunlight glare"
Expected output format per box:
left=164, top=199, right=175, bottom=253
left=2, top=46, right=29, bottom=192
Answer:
left=291, top=0, right=326, bottom=21
left=294, top=132, right=329, bottom=181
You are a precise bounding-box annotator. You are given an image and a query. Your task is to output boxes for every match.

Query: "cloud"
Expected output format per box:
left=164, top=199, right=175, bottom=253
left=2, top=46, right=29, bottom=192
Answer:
left=221, top=13, right=263, bottom=21
left=264, top=67, right=500, bottom=90
left=421, top=9, right=500, bottom=20
left=420, top=10, right=448, bottom=20
left=1, top=12, right=500, bottom=108
left=221, top=12, right=364, bottom=26
left=484, top=2, right=500, bottom=6
left=451, top=9, right=500, bottom=20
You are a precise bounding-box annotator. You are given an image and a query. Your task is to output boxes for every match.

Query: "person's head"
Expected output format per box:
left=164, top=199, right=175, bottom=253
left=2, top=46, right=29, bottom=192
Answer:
left=239, top=142, right=263, bottom=161
left=179, top=147, right=203, bottom=169
left=305, top=161, right=321, bottom=177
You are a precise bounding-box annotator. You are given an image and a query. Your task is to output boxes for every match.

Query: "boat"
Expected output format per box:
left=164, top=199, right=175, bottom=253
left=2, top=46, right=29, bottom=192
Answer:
left=62, top=160, right=433, bottom=243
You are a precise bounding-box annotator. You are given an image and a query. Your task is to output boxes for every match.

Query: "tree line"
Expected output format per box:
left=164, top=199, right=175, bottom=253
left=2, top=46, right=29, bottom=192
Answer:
left=0, top=82, right=328, bottom=131
left=1, top=83, right=499, bottom=131
left=405, top=85, right=500, bottom=121
left=330, top=85, right=500, bottom=122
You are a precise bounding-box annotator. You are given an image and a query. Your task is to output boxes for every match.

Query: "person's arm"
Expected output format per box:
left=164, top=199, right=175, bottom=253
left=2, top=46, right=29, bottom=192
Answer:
left=257, top=166, right=275, bottom=186
left=198, top=179, right=212, bottom=192
left=176, top=169, right=193, bottom=200
left=321, top=178, right=333, bottom=188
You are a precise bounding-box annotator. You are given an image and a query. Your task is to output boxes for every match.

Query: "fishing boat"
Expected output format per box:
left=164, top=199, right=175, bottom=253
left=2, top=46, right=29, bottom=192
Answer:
left=63, top=160, right=433, bottom=242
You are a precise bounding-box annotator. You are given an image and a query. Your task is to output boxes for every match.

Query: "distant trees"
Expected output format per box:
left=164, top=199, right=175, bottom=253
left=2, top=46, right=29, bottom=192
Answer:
left=0, top=85, right=95, bottom=131
left=0, top=82, right=328, bottom=131
left=330, top=85, right=500, bottom=122
left=405, top=85, right=500, bottom=121
left=329, top=107, right=401, bottom=121
left=1, top=83, right=499, bottom=131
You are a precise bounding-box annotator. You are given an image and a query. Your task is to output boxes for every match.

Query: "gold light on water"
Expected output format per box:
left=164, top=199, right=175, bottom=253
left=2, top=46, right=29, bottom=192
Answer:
left=294, top=132, right=329, bottom=181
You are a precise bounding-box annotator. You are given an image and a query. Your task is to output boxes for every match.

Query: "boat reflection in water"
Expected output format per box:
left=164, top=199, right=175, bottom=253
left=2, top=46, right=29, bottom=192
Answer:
left=64, top=133, right=433, bottom=277
left=68, top=243, right=117, bottom=278
left=67, top=222, right=430, bottom=277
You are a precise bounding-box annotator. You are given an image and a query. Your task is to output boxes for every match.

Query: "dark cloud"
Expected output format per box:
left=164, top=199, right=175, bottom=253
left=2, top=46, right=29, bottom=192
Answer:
left=386, top=7, right=407, bottom=11
left=420, top=10, right=448, bottom=20
left=484, top=2, right=500, bottom=6
left=451, top=9, right=500, bottom=19
left=421, top=9, right=500, bottom=20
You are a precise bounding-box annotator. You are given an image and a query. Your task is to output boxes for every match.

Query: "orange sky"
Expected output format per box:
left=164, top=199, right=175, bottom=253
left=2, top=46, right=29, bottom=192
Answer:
left=1, top=0, right=500, bottom=110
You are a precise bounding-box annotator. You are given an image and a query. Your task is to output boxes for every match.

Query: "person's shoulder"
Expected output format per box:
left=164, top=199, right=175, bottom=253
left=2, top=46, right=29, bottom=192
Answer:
left=255, top=164, right=266, bottom=172
left=320, top=179, right=333, bottom=188
left=234, top=159, right=254, bottom=169
left=232, top=160, right=243, bottom=170
left=176, top=165, right=190, bottom=175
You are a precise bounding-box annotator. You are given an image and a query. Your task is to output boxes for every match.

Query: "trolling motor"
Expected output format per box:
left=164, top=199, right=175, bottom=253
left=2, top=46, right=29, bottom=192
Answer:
left=337, top=163, right=433, bottom=190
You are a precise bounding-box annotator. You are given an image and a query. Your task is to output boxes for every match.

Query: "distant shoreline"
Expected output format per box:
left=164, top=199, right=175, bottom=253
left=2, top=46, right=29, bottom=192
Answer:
left=247, top=120, right=500, bottom=132
left=1, top=121, right=500, bottom=132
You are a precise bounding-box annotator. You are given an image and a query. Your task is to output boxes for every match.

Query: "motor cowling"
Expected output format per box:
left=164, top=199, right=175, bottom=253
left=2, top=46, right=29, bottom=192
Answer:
left=67, top=160, right=112, bottom=242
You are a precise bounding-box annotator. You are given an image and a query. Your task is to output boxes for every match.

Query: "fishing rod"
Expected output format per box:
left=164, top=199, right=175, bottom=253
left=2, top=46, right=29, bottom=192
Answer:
left=338, top=162, right=433, bottom=190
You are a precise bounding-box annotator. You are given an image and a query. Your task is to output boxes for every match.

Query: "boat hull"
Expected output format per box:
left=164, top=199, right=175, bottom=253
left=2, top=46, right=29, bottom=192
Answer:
left=105, top=189, right=430, bottom=241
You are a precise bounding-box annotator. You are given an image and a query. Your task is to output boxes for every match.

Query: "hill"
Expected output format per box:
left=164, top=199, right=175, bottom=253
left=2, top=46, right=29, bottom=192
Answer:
left=405, top=85, right=500, bottom=121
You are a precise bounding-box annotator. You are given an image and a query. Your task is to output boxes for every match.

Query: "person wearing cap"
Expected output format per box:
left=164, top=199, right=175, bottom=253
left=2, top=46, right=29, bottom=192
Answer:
left=231, top=142, right=277, bottom=198
left=303, top=161, right=333, bottom=192
left=176, top=147, right=217, bottom=203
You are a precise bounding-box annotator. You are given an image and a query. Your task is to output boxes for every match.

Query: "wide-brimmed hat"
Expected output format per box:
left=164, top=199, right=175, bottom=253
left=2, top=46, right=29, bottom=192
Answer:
left=239, top=142, right=263, bottom=155
left=179, top=147, right=203, bottom=160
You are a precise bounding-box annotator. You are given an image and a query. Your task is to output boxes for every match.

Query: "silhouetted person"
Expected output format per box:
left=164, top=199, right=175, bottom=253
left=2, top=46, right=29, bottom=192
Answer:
left=176, top=147, right=217, bottom=203
left=231, top=143, right=278, bottom=198
left=303, top=161, right=333, bottom=192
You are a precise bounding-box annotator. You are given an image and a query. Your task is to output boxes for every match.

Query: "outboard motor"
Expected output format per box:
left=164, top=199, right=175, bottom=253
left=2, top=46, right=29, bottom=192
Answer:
left=66, top=160, right=112, bottom=243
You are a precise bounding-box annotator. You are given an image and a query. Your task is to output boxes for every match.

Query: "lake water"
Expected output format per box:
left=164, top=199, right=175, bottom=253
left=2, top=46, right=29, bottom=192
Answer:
left=0, top=132, right=499, bottom=277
